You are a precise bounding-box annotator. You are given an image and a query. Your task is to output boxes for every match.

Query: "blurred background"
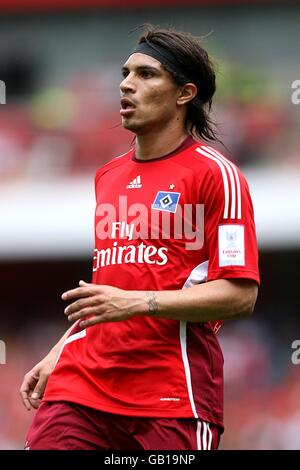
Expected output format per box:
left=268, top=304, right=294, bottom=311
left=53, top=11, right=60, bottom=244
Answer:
left=0, top=0, right=300, bottom=450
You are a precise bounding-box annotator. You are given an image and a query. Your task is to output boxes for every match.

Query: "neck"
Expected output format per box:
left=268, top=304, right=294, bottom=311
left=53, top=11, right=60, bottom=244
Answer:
left=135, top=121, right=189, bottom=161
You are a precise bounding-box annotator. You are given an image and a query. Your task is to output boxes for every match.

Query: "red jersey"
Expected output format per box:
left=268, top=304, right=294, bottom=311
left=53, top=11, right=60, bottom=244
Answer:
left=44, top=137, right=259, bottom=430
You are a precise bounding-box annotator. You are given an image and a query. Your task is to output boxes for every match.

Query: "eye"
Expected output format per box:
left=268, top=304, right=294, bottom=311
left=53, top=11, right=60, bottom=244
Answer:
left=140, top=70, right=153, bottom=79
left=121, top=69, right=129, bottom=79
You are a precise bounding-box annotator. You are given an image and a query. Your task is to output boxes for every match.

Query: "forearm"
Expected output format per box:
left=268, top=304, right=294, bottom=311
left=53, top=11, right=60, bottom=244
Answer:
left=141, top=279, right=258, bottom=323
left=62, top=280, right=258, bottom=328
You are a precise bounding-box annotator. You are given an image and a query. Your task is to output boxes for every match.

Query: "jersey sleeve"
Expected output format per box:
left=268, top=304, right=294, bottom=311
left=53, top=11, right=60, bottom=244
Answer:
left=201, top=156, right=260, bottom=286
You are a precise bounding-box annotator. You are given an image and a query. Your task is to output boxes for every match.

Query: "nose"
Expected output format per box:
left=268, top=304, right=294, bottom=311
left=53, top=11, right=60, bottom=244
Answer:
left=120, top=73, right=136, bottom=94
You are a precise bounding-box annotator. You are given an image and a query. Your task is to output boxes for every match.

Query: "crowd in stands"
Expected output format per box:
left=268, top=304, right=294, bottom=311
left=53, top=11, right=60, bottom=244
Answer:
left=0, top=67, right=298, bottom=181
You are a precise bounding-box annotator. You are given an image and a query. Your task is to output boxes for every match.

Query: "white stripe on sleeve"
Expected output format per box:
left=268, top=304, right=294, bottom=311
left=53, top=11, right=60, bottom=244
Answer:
left=206, top=146, right=242, bottom=219
left=202, top=146, right=237, bottom=219
left=196, top=147, right=230, bottom=219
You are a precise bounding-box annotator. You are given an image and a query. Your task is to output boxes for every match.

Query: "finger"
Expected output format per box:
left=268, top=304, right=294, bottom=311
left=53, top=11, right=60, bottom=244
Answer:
left=79, top=280, right=92, bottom=287
left=80, top=308, right=133, bottom=328
left=64, top=295, right=101, bottom=316
left=79, top=315, right=102, bottom=329
left=20, top=387, right=32, bottom=411
left=19, top=374, right=38, bottom=410
left=30, top=375, right=48, bottom=402
left=29, top=397, right=42, bottom=409
left=67, top=306, right=104, bottom=324
left=61, top=287, right=92, bottom=301
left=79, top=280, right=107, bottom=290
left=79, top=313, right=114, bottom=329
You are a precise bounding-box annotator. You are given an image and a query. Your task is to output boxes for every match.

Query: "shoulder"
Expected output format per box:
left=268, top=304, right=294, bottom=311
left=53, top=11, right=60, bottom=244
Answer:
left=181, top=141, right=248, bottom=190
left=178, top=142, right=252, bottom=221
left=195, top=144, right=252, bottom=220
left=179, top=141, right=240, bottom=177
left=95, top=149, right=133, bottom=183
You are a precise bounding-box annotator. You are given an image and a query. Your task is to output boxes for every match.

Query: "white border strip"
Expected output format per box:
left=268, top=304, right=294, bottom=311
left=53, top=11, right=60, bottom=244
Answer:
left=207, top=422, right=212, bottom=450
left=196, top=420, right=202, bottom=450
left=180, top=321, right=198, bottom=419
left=53, top=324, right=86, bottom=369
left=64, top=329, right=86, bottom=346
left=180, top=261, right=209, bottom=419
left=203, top=421, right=208, bottom=450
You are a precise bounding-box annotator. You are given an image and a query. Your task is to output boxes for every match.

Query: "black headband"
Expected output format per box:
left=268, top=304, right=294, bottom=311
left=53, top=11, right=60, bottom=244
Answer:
left=132, top=41, right=196, bottom=85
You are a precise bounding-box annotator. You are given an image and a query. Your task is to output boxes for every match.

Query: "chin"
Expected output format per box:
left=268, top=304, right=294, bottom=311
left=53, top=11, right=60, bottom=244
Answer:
left=122, top=120, right=141, bottom=132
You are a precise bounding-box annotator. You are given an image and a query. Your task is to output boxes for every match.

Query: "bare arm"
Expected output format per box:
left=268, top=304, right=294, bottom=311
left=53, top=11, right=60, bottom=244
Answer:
left=62, top=278, right=258, bottom=328
left=19, top=324, right=74, bottom=411
left=148, top=279, right=258, bottom=322
left=147, top=278, right=258, bottom=322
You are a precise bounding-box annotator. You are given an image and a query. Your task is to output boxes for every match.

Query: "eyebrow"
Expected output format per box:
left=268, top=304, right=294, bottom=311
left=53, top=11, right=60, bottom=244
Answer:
left=121, top=65, right=161, bottom=74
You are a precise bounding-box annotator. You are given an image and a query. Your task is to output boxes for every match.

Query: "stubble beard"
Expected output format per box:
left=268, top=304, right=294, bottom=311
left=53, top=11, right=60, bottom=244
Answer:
left=121, top=117, right=147, bottom=134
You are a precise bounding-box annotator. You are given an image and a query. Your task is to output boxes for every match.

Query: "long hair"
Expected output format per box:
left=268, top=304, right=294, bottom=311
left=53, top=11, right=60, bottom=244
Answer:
left=136, top=24, right=219, bottom=143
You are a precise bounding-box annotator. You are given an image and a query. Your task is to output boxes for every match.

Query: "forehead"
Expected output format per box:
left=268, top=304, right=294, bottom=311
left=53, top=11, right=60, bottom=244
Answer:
left=123, top=52, right=164, bottom=70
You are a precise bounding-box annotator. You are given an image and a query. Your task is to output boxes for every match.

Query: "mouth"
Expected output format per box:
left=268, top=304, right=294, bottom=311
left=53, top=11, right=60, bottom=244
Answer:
left=120, top=98, right=136, bottom=116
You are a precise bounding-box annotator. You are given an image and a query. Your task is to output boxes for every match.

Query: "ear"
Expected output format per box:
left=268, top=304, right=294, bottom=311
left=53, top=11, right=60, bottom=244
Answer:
left=177, top=83, right=197, bottom=106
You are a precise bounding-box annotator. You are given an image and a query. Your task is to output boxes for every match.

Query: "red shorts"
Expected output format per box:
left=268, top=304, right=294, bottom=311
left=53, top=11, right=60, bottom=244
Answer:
left=25, top=401, right=221, bottom=450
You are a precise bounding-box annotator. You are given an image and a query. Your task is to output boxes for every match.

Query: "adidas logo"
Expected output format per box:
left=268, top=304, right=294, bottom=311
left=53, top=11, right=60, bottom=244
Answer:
left=126, top=175, right=142, bottom=189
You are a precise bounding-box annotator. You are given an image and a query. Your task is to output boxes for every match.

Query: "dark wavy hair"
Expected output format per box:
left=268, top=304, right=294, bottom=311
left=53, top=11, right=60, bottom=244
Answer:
left=136, top=24, right=219, bottom=143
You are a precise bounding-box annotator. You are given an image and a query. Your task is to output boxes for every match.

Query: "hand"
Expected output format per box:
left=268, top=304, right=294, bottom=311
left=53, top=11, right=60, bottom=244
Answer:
left=19, top=352, right=57, bottom=411
left=62, top=281, right=147, bottom=329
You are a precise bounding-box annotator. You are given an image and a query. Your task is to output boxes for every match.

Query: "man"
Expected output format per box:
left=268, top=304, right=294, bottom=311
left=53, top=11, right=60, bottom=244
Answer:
left=20, top=25, right=259, bottom=450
